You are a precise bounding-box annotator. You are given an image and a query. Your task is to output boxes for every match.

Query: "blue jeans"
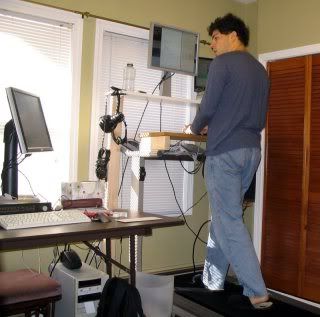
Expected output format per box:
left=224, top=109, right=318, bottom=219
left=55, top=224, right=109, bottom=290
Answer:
left=202, top=148, right=267, bottom=297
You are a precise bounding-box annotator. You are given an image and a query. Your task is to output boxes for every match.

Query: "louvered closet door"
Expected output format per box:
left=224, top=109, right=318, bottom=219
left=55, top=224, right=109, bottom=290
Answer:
left=261, top=56, right=307, bottom=296
left=303, top=54, right=320, bottom=302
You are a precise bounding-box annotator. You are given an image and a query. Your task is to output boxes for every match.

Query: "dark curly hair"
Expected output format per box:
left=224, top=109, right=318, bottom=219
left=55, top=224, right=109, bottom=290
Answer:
left=207, top=13, right=249, bottom=47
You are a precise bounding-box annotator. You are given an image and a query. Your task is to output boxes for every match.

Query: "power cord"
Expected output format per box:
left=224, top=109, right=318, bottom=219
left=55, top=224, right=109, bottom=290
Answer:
left=117, top=72, right=174, bottom=197
left=163, top=159, right=207, bottom=244
left=177, top=191, right=207, bottom=218
left=117, top=237, right=123, bottom=277
left=18, top=169, right=36, bottom=196
left=192, top=219, right=211, bottom=277
left=157, top=82, right=208, bottom=244
left=179, top=159, right=203, bottom=175
left=1, top=153, right=30, bottom=196
left=49, top=244, right=68, bottom=277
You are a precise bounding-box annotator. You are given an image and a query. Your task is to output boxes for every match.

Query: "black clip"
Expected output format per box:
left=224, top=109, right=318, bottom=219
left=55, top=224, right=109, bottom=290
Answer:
left=139, top=167, right=146, bottom=181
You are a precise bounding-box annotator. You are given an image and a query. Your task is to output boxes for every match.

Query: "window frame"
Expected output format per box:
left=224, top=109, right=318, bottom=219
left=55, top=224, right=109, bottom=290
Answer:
left=89, top=19, right=197, bottom=216
left=0, top=0, right=83, bottom=181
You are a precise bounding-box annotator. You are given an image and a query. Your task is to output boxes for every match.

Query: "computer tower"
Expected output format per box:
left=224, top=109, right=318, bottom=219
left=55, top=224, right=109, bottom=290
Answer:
left=52, top=262, right=108, bottom=317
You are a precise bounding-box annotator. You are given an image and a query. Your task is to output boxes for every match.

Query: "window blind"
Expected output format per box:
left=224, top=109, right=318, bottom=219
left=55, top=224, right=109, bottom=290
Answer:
left=96, top=31, right=194, bottom=215
left=0, top=10, right=74, bottom=203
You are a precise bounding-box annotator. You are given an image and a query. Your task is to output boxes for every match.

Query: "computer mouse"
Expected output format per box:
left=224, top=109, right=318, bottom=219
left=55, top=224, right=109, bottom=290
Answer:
left=60, top=249, right=82, bottom=270
left=97, top=212, right=111, bottom=223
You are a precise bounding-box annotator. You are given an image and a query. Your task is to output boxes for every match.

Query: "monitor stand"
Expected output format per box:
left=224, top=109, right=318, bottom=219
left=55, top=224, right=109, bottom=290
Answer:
left=160, top=71, right=172, bottom=97
left=0, top=195, right=40, bottom=204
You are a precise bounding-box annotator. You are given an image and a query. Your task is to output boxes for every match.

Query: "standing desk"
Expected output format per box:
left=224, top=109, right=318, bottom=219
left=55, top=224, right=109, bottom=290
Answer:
left=117, top=132, right=207, bottom=271
left=0, top=212, right=184, bottom=285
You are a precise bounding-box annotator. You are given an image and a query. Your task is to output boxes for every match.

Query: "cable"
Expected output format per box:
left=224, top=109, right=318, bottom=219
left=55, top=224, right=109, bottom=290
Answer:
left=71, top=243, right=89, bottom=251
left=192, top=219, right=211, bottom=275
left=49, top=253, right=61, bottom=277
left=178, top=191, right=208, bottom=218
left=37, top=192, right=49, bottom=203
left=1, top=153, right=30, bottom=196
left=117, top=237, right=123, bottom=277
left=159, top=99, right=163, bottom=132
left=117, top=73, right=174, bottom=197
left=118, top=156, right=130, bottom=197
left=163, top=159, right=207, bottom=244
left=18, top=170, right=36, bottom=196
left=242, top=200, right=252, bottom=212
left=157, top=81, right=208, bottom=243
left=2, top=153, right=26, bottom=173
left=20, top=250, right=36, bottom=274
left=133, top=72, right=174, bottom=141
left=87, top=241, right=101, bottom=266
left=38, top=248, right=41, bottom=273
left=179, top=160, right=203, bottom=174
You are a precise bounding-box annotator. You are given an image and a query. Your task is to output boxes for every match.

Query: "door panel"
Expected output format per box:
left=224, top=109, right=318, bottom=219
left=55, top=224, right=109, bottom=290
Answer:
left=262, top=57, right=306, bottom=296
left=303, top=54, right=320, bottom=302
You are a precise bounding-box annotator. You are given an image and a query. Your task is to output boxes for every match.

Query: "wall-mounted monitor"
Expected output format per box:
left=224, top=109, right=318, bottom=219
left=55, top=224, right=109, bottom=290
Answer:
left=6, top=87, right=53, bottom=154
left=194, top=57, right=212, bottom=93
left=148, top=22, right=200, bottom=77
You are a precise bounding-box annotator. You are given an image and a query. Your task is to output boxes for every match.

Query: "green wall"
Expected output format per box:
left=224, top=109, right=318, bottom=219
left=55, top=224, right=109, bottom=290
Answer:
left=258, top=0, right=320, bottom=54
left=0, top=0, right=257, bottom=274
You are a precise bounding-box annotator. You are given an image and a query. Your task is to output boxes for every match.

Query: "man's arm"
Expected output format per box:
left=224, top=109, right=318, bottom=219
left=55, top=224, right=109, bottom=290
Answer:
left=190, top=58, right=227, bottom=134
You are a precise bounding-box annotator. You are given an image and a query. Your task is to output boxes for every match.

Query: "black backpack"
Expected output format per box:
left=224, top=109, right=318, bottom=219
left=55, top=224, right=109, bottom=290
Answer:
left=96, top=277, right=144, bottom=317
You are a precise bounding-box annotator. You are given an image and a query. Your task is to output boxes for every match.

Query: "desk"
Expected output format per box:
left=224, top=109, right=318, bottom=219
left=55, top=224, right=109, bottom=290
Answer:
left=0, top=212, right=184, bottom=285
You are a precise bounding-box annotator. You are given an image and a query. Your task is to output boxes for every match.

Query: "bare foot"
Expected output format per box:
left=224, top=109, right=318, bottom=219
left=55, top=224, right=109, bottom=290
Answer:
left=249, top=295, right=269, bottom=305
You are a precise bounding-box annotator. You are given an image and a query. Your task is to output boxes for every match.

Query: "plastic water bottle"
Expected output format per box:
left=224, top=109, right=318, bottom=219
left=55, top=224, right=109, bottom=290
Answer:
left=122, top=63, right=136, bottom=91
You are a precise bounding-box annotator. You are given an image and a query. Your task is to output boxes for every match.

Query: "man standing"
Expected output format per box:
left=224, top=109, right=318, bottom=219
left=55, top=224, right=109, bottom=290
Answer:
left=184, top=13, right=271, bottom=309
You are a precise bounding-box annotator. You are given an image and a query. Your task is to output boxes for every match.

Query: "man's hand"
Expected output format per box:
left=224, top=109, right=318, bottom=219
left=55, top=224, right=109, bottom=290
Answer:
left=183, top=124, right=194, bottom=134
left=200, top=125, right=208, bottom=135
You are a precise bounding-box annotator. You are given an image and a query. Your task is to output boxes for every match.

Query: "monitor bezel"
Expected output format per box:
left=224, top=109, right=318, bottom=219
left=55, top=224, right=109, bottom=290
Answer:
left=6, top=87, right=53, bottom=154
left=148, top=22, right=200, bottom=76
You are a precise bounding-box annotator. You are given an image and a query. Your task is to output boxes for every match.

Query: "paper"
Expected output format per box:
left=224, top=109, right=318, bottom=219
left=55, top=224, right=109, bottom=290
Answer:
left=84, top=301, right=96, bottom=314
left=117, top=216, right=161, bottom=223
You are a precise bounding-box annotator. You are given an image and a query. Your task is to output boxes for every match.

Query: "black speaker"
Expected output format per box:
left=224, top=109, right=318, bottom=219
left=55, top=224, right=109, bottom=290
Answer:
left=244, top=174, right=256, bottom=202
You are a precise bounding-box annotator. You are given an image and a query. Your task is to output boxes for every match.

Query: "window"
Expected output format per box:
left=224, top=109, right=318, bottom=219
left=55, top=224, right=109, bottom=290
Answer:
left=0, top=0, right=82, bottom=203
left=90, top=20, right=197, bottom=216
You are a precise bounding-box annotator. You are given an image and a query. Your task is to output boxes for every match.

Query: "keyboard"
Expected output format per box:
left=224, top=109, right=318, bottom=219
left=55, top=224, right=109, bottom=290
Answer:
left=0, top=209, right=91, bottom=230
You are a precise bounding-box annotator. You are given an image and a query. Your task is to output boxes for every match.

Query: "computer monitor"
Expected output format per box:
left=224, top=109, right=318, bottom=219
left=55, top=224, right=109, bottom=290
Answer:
left=148, top=22, right=199, bottom=76
left=194, top=57, right=212, bottom=93
left=1, top=87, right=53, bottom=198
left=148, top=22, right=199, bottom=96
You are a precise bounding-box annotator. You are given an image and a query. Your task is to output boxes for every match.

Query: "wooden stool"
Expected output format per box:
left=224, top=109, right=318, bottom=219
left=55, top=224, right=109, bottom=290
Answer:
left=0, top=269, right=61, bottom=317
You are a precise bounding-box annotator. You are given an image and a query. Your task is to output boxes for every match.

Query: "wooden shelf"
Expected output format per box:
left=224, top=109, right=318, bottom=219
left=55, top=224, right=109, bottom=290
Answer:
left=120, top=91, right=201, bottom=106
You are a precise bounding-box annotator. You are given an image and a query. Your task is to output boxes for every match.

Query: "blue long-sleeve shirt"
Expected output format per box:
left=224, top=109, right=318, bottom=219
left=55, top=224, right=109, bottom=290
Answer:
left=191, top=51, right=269, bottom=156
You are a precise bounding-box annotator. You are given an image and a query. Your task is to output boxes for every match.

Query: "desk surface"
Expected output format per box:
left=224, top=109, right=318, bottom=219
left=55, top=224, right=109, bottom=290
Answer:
left=139, top=132, right=207, bottom=142
left=0, top=212, right=184, bottom=251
